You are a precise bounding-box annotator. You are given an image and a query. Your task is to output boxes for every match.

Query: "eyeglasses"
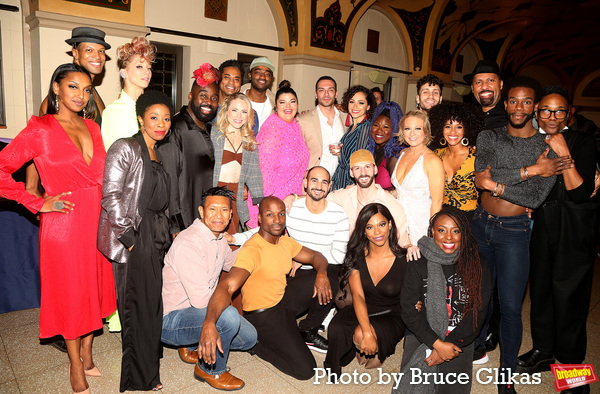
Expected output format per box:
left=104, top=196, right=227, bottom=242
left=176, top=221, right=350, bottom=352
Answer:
left=537, top=109, right=568, bottom=120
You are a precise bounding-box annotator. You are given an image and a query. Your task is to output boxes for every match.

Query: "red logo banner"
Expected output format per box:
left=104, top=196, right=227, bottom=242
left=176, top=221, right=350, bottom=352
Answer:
left=551, top=364, right=598, bottom=391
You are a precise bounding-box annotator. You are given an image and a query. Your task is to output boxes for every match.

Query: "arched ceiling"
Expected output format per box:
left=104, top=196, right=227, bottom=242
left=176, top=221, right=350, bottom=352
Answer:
left=374, top=0, right=600, bottom=91
left=275, top=0, right=599, bottom=94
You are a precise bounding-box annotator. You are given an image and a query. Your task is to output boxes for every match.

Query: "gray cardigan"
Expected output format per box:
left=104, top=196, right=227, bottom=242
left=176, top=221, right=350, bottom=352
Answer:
left=211, top=127, right=263, bottom=227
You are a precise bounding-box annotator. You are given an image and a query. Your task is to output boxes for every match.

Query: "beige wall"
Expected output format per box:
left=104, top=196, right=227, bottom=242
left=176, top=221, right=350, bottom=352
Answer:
left=350, top=8, right=408, bottom=110
left=281, top=58, right=351, bottom=112
left=450, top=41, right=480, bottom=102
left=145, top=0, right=281, bottom=106
left=0, top=0, right=28, bottom=138
left=27, top=13, right=148, bottom=122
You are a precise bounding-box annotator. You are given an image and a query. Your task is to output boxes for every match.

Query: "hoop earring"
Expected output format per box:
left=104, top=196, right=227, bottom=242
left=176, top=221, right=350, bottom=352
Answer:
left=440, top=138, right=447, bottom=146
left=461, top=137, right=469, bottom=146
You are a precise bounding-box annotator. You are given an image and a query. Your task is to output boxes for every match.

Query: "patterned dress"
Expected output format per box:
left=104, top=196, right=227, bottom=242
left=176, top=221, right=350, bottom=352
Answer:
left=434, top=147, right=478, bottom=212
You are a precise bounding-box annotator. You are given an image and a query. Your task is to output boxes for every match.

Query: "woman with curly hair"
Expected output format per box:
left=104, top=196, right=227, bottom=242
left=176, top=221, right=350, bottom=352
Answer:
left=99, top=90, right=176, bottom=392
left=395, top=206, right=490, bottom=394
left=429, top=103, right=485, bottom=220
left=388, top=110, right=445, bottom=252
left=102, top=36, right=156, bottom=149
left=331, top=85, right=375, bottom=190
left=366, top=101, right=404, bottom=189
left=212, top=93, right=263, bottom=233
left=325, top=203, right=407, bottom=376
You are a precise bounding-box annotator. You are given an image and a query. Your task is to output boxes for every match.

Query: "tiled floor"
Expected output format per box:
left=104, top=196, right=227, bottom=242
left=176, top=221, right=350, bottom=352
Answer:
left=1, top=259, right=599, bottom=393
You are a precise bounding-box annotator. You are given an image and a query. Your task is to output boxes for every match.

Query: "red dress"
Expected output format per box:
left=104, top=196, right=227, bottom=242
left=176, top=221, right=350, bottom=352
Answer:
left=0, top=115, right=116, bottom=339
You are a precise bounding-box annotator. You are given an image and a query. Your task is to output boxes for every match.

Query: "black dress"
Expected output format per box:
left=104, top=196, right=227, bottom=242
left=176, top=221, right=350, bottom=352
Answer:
left=325, top=255, right=406, bottom=375
left=115, top=161, right=171, bottom=392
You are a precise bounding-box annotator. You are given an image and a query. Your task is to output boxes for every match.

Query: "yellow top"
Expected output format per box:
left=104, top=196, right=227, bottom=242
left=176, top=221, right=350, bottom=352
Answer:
left=233, top=233, right=302, bottom=311
left=434, top=146, right=478, bottom=212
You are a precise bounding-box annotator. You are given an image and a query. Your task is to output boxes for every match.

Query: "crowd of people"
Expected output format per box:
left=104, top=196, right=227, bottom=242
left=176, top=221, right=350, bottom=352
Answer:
left=0, top=26, right=599, bottom=394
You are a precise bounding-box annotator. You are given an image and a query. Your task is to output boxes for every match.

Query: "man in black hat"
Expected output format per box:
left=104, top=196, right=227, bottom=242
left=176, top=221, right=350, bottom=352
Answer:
left=464, top=60, right=507, bottom=362
left=39, top=27, right=111, bottom=122
left=30, top=27, right=111, bottom=196
left=31, top=27, right=112, bottom=352
left=464, top=60, right=507, bottom=130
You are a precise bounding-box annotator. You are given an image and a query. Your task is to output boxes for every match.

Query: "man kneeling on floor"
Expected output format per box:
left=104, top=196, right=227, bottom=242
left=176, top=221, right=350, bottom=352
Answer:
left=161, top=187, right=257, bottom=391
left=200, top=196, right=333, bottom=380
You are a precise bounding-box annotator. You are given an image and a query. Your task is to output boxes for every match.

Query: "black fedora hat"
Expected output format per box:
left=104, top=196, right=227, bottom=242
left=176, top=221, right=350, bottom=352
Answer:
left=65, top=27, right=111, bottom=50
left=463, top=60, right=506, bottom=84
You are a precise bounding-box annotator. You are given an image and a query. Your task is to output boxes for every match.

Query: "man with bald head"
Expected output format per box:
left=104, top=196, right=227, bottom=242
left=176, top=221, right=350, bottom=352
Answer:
left=159, top=64, right=220, bottom=229
left=200, top=197, right=332, bottom=380
left=232, top=166, right=349, bottom=353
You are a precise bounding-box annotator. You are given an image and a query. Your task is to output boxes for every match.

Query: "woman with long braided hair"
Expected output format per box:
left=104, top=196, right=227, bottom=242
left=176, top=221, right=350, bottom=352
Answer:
left=395, top=206, right=490, bottom=394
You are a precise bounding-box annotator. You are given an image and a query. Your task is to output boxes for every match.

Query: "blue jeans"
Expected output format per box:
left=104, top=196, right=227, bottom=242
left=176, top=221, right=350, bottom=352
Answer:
left=471, top=206, right=531, bottom=372
left=161, top=305, right=257, bottom=374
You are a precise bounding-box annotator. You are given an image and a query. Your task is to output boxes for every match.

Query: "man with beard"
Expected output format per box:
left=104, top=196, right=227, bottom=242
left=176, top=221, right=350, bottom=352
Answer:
left=241, top=56, right=275, bottom=129
left=298, top=76, right=348, bottom=174
left=516, top=87, right=597, bottom=394
left=159, top=64, right=220, bottom=230
left=472, top=76, right=572, bottom=394
left=464, top=61, right=508, bottom=362
left=415, top=74, right=443, bottom=112
left=231, top=166, right=349, bottom=353
left=200, top=197, right=332, bottom=380
left=294, top=150, right=410, bottom=248
left=464, top=60, right=507, bottom=129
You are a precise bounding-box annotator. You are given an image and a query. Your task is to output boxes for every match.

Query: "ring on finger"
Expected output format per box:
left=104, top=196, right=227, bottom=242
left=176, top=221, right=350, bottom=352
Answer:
left=53, top=201, right=65, bottom=210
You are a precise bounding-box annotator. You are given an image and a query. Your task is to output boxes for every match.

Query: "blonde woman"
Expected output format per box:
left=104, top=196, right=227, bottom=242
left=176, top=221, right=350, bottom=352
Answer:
left=211, top=93, right=263, bottom=233
left=388, top=110, right=444, bottom=253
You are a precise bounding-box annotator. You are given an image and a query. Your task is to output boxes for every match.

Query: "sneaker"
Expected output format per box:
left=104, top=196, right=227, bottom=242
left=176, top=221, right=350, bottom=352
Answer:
left=473, top=347, right=489, bottom=365
left=300, top=328, right=328, bottom=353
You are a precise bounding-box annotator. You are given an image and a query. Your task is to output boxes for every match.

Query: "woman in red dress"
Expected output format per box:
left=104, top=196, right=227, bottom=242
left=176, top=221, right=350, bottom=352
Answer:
left=0, top=63, right=117, bottom=393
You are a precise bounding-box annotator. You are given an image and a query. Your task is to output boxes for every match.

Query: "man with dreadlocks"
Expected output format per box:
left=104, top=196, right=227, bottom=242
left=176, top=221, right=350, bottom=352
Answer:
left=396, top=206, right=490, bottom=394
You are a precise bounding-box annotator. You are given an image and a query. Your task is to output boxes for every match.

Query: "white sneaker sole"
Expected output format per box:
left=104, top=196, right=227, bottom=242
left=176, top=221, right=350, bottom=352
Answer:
left=473, top=353, right=489, bottom=365
left=306, top=343, right=328, bottom=354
